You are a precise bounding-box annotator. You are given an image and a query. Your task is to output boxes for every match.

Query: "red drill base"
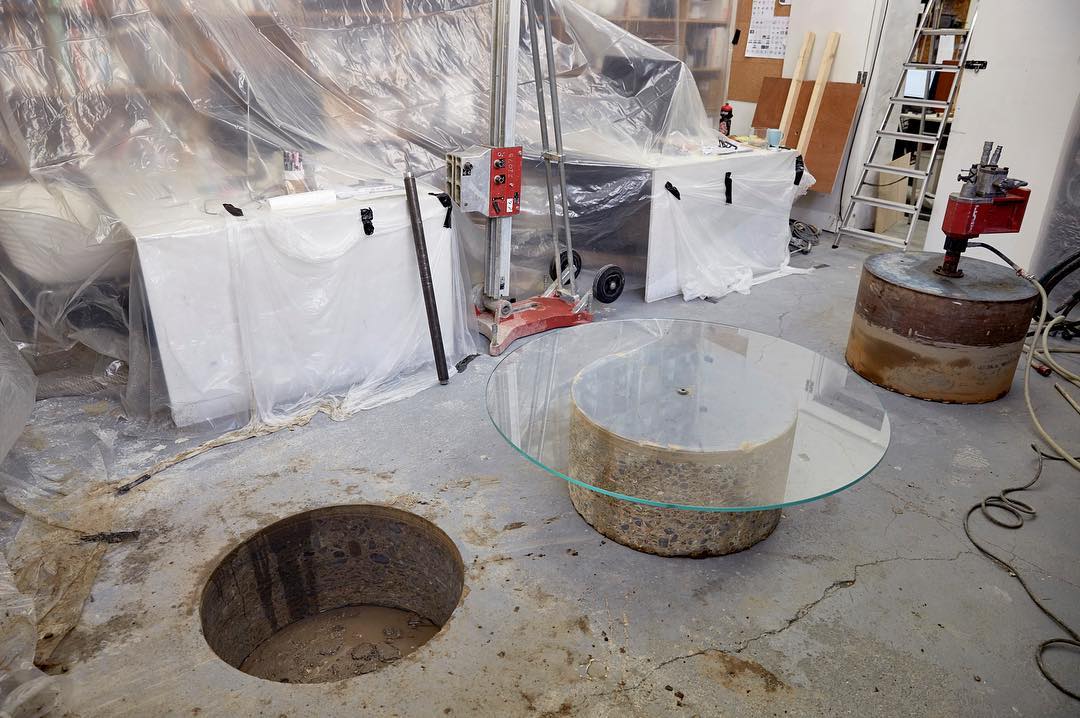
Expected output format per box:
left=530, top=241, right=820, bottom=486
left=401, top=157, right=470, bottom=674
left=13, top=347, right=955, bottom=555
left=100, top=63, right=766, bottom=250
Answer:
left=478, top=296, right=592, bottom=356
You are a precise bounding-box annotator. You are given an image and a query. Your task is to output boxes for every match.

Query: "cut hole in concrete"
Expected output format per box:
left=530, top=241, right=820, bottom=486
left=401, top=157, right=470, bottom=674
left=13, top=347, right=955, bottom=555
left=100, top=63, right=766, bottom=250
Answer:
left=200, top=505, right=464, bottom=684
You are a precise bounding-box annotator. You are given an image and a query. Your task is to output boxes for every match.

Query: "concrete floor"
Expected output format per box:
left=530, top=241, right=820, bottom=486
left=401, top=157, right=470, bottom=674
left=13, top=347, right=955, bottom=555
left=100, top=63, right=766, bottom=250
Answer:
left=4, top=239, right=1079, bottom=716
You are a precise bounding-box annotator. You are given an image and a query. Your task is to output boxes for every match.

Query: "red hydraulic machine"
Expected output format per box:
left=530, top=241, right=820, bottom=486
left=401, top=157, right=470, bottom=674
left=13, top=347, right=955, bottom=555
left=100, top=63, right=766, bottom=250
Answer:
left=846, top=141, right=1037, bottom=403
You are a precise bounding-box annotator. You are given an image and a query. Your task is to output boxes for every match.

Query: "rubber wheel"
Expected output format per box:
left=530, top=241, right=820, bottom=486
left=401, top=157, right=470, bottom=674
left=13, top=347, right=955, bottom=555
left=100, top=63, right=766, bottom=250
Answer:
left=549, top=250, right=583, bottom=282
left=593, top=264, right=625, bottom=304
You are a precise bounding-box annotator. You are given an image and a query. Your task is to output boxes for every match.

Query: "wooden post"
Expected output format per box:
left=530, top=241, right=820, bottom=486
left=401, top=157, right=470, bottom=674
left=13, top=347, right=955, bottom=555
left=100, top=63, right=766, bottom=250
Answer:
left=796, top=31, right=840, bottom=156
left=779, top=32, right=815, bottom=141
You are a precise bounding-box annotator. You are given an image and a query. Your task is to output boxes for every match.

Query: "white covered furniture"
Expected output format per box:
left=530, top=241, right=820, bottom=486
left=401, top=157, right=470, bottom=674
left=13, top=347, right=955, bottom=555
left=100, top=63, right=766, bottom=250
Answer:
left=130, top=188, right=472, bottom=427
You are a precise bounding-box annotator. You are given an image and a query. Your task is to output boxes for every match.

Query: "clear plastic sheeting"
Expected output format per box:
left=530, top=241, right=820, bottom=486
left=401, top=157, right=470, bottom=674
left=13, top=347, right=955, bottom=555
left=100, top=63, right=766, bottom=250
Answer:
left=647, top=150, right=814, bottom=302
left=1, top=0, right=802, bottom=427
left=0, top=325, right=36, bottom=467
left=120, top=187, right=471, bottom=429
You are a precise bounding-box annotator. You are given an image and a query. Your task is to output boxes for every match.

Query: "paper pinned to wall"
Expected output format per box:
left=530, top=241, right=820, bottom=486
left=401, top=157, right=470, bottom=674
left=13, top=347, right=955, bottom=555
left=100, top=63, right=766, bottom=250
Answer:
left=745, top=0, right=789, bottom=59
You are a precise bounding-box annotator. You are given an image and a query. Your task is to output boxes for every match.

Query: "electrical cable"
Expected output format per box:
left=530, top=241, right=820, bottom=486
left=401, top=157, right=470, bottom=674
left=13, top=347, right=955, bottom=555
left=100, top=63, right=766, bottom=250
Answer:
left=967, top=248, right=1080, bottom=699
left=1021, top=277, right=1080, bottom=471
left=958, top=247, right=1080, bottom=699
left=963, top=446, right=1080, bottom=701
left=1037, top=247, right=1080, bottom=297
left=789, top=219, right=820, bottom=254
left=968, top=241, right=1022, bottom=272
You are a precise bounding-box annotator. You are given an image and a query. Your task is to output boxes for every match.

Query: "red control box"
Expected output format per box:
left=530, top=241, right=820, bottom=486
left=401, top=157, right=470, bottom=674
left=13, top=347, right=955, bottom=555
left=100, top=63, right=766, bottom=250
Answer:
left=941, top=187, right=1030, bottom=239
left=488, top=146, right=522, bottom=218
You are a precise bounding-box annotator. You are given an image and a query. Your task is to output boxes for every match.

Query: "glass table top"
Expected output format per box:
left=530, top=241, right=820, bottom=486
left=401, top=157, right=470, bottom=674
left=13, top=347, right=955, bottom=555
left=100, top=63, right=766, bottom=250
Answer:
left=486, top=319, right=890, bottom=512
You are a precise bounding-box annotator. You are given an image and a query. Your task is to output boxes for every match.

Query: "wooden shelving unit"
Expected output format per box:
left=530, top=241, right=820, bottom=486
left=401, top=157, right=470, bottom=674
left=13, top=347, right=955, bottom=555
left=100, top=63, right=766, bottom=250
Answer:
left=586, top=0, right=732, bottom=117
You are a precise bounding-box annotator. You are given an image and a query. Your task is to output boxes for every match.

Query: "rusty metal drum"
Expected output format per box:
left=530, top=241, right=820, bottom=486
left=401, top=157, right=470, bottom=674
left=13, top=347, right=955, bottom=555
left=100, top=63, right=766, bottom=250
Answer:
left=846, top=251, right=1038, bottom=403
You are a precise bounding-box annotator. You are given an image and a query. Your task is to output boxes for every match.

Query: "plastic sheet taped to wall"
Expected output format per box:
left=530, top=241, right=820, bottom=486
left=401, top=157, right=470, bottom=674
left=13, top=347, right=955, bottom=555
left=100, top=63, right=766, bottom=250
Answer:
left=1, top=0, right=803, bottom=429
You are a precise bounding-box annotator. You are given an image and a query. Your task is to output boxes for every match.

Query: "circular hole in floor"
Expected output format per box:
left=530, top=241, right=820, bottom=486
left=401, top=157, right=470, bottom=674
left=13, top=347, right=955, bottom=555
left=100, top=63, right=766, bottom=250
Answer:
left=200, top=504, right=464, bottom=684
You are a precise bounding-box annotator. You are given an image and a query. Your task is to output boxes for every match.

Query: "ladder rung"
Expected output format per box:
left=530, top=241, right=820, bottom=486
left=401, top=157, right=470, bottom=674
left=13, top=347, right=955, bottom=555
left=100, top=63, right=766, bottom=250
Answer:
left=919, top=28, right=969, bottom=36
left=877, top=129, right=938, bottom=144
left=889, top=96, right=950, bottom=109
left=925, top=192, right=936, bottom=200
left=865, top=162, right=929, bottom=179
left=904, top=62, right=961, bottom=72
left=850, top=195, right=919, bottom=213
left=837, top=226, right=906, bottom=247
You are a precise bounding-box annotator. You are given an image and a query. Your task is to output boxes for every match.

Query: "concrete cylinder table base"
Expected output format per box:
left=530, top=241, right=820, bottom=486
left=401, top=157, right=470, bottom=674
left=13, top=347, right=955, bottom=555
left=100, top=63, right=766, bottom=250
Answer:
left=568, top=484, right=780, bottom=556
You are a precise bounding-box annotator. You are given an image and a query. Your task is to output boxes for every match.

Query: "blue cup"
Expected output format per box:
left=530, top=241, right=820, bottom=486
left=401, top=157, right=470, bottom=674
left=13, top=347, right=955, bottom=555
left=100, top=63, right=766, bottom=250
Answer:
left=766, top=128, right=783, bottom=148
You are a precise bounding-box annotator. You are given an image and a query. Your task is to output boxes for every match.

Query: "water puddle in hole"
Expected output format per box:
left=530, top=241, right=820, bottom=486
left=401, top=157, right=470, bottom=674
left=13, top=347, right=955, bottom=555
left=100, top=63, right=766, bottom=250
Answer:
left=239, top=605, right=439, bottom=683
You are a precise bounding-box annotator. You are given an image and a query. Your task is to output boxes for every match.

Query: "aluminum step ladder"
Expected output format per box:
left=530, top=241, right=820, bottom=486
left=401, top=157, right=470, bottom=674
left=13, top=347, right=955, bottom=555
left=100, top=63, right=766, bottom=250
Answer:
left=833, top=0, right=977, bottom=249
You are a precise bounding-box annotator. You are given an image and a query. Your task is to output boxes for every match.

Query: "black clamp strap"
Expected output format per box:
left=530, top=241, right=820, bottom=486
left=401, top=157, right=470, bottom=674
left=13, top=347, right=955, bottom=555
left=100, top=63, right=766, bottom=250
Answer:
left=430, top=192, right=453, bottom=228
left=724, top=172, right=733, bottom=204
left=360, top=207, right=375, bottom=236
left=664, top=181, right=681, bottom=200
left=794, top=155, right=805, bottom=186
left=222, top=203, right=244, bottom=217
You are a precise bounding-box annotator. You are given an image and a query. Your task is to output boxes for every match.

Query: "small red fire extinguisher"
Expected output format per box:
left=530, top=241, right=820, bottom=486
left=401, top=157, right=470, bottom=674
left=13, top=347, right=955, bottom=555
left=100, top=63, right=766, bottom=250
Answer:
left=718, top=102, right=734, bottom=136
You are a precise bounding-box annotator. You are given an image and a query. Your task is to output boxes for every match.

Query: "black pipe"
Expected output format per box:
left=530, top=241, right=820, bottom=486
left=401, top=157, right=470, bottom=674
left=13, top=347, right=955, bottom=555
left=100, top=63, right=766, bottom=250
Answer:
left=404, top=172, right=450, bottom=385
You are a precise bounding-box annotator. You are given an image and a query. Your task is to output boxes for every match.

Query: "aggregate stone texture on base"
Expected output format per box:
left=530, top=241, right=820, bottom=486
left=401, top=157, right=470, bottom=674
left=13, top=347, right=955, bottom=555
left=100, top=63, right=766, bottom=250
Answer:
left=566, top=400, right=793, bottom=556
left=568, top=483, right=781, bottom=556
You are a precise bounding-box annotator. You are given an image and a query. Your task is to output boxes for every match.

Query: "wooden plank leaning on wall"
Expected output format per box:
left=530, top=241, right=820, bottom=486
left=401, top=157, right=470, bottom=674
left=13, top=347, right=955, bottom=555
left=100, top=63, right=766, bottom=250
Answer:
left=778, top=32, right=815, bottom=141
left=796, top=31, right=841, bottom=157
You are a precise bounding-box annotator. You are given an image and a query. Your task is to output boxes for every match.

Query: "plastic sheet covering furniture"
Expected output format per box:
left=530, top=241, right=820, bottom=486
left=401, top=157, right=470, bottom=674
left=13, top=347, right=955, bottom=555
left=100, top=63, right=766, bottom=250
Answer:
left=647, top=149, right=813, bottom=302
left=0, top=182, right=133, bottom=362
left=124, top=187, right=472, bottom=428
left=1, top=0, right=803, bottom=424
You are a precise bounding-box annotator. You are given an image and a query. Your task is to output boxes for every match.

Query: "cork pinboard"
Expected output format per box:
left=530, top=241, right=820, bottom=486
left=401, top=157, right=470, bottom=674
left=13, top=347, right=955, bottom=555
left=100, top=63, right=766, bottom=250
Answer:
left=727, top=0, right=791, bottom=102
left=750, top=76, right=861, bottom=194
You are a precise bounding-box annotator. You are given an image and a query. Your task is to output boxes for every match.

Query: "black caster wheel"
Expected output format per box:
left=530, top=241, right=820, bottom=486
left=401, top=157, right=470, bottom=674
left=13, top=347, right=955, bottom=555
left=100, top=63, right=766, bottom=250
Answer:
left=593, top=264, right=625, bottom=304
left=549, top=250, right=583, bottom=282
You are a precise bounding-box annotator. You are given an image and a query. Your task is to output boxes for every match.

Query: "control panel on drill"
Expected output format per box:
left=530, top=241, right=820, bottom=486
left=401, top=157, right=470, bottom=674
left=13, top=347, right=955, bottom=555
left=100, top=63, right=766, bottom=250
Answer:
left=446, top=145, right=523, bottom=218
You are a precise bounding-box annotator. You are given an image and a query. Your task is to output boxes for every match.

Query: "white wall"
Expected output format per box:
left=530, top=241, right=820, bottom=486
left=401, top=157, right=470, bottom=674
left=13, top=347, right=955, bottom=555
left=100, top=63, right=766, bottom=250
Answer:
left=923, top=0, right=1080, bottom=270
left=726, top=0, right=921, bottom=230
left=787, top=0, right=921, bottom=231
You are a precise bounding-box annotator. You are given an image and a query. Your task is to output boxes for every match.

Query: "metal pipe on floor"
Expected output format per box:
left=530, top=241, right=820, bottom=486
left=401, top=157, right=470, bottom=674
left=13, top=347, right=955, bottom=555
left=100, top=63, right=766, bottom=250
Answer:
left=404, top=171, right=450, bottom=385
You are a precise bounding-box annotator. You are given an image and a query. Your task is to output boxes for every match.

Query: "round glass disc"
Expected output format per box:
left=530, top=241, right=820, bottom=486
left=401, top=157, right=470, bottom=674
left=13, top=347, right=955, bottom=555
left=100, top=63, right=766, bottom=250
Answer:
left=486, top=319, right=890, bottom=512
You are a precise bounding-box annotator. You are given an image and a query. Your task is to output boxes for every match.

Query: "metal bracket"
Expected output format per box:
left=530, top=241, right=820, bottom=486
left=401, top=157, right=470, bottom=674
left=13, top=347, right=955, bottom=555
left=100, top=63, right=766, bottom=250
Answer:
left=963, top=59, right=988, bottom=72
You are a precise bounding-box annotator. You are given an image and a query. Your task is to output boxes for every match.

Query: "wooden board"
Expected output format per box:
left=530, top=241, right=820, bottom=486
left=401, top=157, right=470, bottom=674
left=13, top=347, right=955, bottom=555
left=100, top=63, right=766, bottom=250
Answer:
left=750, top=76, right=861, bottom=194
left=728, top=0, right=791, bottom=102
left=795, top=31, right=840, bottom=156
left=875, top=153, right=914, bottom=235
left=778, top=32, right=814, bottom=140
